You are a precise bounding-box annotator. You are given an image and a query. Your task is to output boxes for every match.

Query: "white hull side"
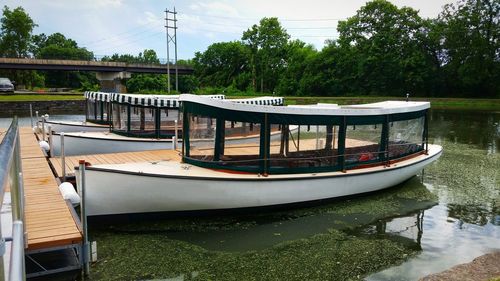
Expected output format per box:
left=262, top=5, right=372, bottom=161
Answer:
left=79, top=145, right=442, bottom=216
left=43, top=121, right=109, bottom=133
left=50, top=133, right=174, bottom=156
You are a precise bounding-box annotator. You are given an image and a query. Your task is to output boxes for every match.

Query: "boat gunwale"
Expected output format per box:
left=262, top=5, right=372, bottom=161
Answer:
left=76, top=145, right=442, bottom=182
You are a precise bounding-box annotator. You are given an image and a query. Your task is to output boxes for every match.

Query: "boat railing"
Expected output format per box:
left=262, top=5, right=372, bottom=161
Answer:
left=0, top=116, right=26, bottom=281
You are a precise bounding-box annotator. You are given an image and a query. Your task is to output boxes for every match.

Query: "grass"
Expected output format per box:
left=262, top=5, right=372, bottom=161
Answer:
left=0, top=93, right=84, bottom=101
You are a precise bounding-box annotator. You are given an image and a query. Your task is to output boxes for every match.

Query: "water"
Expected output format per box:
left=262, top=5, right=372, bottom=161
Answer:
left=1, top=110, right=498, bottom=280
left=0, top=115, right=84, bottom=129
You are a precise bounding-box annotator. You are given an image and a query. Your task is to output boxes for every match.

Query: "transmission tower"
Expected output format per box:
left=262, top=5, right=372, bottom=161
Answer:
left=165, top=7, right=178, bottom=92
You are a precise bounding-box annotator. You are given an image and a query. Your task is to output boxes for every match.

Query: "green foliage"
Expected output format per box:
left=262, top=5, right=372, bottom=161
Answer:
left=436, top=0, right=500, bottom=97
left=0, top=5, right=36, bottom=58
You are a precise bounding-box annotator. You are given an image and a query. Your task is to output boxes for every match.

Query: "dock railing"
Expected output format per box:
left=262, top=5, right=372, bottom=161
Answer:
left=0, top=117, right=26, bottom=281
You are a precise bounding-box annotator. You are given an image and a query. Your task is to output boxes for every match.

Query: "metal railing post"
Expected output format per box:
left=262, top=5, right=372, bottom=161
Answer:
left=29, top=104, right=33, bottom=128
left=61, top=133, right=66, bottom=182
left=41, top=117, right=46, bottom=141
left=48, top=126, right=53, bottom=157
left=78, top=160, right=90, bottom=276
left=9, top=221, right=25, bottom=281
left=174, top=120, right=178, bottom=150
left=35, top=111, right=39, bottom=129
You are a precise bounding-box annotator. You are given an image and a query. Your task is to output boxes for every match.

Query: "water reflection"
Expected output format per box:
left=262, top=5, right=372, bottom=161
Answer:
left=367, top=204, right=500, bottom=281
left=429, top=109, right=500, bottom=153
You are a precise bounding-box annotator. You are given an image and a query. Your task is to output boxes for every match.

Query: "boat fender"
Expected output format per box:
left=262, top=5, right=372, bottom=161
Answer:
left=39, top=141, right=50, bottom=151
left=58, top=182, right=81, bottom=205
left=32, top=126, right=41, bottom=133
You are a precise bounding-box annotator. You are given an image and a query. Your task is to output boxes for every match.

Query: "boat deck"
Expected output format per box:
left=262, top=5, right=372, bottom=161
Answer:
left=49, top=149, right=182, bottom=177
left=14, top=128, right=83, bottom=250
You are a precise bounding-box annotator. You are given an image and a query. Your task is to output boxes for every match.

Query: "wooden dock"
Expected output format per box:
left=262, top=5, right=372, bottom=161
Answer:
left=49, top=149, right=181, bottom=178
left=19, top=127, right=82, bottom=250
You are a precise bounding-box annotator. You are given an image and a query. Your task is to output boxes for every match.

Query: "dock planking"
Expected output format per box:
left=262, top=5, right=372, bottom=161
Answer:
left=49, top=149, right=182, bottom=177
left=18, top=127, right=82, bottom=250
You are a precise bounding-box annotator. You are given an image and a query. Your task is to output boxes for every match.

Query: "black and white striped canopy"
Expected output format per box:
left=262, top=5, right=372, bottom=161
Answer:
left=84, top=91, right=111, bottom=102
left=230, top=97, right=284, bottom=106
left=111, top=93, right=226, bottom=108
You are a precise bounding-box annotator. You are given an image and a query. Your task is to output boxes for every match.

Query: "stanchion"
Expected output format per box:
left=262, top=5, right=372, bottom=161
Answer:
left=78, top=160, right=90, bottom=276
left=48, top=126, right=53, bottom=157
left=174, top=120, right=178, bottom=150
left=61, top=133, right=66, bottom=182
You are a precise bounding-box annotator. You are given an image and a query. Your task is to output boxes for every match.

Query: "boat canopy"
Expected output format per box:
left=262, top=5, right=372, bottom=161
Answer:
left=180, top=94, right=429, bottom=174
left=84, top=91, right=113, bottom=125
left=110, top=93, right=283, bottom=139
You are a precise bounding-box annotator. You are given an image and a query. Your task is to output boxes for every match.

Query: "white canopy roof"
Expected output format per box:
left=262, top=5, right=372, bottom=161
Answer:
left=180, top=94, right=430, bottom=116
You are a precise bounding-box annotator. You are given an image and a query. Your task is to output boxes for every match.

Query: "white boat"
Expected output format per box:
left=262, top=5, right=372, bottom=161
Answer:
left=48, top=94, right=283, bottom=156
left=76, top=94, right=442, bottom=216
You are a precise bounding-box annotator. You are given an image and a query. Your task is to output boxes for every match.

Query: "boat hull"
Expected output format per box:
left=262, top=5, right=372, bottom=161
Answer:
left=50, top=132, right=175, bottom=156
left=78, top=145, right=442, bottom=216
left=42, top=120, right=109, bottom=133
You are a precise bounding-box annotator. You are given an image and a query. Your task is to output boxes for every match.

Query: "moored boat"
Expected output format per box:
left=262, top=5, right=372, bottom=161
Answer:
left=76, top=94, right=442, bottom=216
left=49, top=94, right=283, bottom=156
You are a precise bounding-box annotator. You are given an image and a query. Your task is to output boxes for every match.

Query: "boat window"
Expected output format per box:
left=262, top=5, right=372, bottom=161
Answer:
left=86, top=100, right=95, bottom=121
left=96, top=100, right=103, bottom=121
left=388, top=117, right=424, bottom=159
left=345, top=124, right=383, bottom=167
left=269, top=124, right=340, bottom=172
left=188, top=114, right=217, bottom=161
left=112, top=103, right=128, bottom=133
left=159, top=109, right=180, bottom=138
left=215, top=121, right=262, bottom=171
left=129, top=106, right=156, bottom=137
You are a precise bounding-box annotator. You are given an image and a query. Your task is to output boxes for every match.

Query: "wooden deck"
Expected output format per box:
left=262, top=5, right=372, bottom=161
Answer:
left=18, top=127, right=82, bottom=250
left=49, top=149, right=182, bottom=178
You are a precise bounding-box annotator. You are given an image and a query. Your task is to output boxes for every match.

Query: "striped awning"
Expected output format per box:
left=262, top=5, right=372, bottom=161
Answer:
left=110, top=93, right=226, bottom=108
left=84, top=91, right=111, bottom=102
left=229, top=96, right=284, bottom=106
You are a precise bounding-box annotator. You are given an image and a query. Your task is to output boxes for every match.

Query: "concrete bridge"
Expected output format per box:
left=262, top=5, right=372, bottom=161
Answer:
left=0, top=58, right=194, bottom=92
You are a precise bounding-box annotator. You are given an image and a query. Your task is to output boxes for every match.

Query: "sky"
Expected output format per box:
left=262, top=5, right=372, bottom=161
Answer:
left=4, top=0, right=456, bottom=61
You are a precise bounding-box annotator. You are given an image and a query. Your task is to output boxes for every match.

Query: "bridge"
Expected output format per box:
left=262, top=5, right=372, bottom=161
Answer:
left=0, top=58, right=193, bottom=74
left=0, top=58, right=194, bottom=92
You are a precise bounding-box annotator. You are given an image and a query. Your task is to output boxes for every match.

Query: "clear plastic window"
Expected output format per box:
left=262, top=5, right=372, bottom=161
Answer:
left=129, top=106, right=156, bottom=137
left=389, top=117, right=424, bottom=158
left=188, top=114, right=216, bottom=160
left=112, top=103, right=128, bottom=132
left=345, top=124, right=382, bottom=165
left=159, top=109, right=180, bottom=137
left=269, top=124, right=339, bottom=170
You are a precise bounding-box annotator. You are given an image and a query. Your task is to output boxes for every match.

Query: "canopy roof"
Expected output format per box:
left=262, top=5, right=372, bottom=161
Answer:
left=84, top=91, right=111, bottom=102
left=230, top=96, right=284, bottom=106
left=180, top=94, right=429, bottom=116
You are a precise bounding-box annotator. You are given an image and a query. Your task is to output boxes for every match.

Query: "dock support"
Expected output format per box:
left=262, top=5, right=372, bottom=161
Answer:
left=61, top=133, right=66, bottom=182
left=35, top=111, right=39, bottom=129
left=78, top=160, right=90, bottom=276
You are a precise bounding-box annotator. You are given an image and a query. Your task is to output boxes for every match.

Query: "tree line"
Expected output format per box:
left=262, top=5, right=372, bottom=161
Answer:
left=193, top=0, right=499, bottom=98
left=0, top=0, right=498, bottom=98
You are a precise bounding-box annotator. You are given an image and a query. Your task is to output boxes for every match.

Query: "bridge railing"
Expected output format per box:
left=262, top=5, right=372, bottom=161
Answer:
left=0, top=117, right=26, bottom=281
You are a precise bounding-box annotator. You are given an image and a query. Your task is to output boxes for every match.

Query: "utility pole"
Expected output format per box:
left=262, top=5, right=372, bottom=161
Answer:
left=165, top=7, right=178, bottom=93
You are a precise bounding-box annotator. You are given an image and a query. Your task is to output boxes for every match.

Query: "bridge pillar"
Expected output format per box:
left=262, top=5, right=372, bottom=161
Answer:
left=96, top=71, right=131, bottom=93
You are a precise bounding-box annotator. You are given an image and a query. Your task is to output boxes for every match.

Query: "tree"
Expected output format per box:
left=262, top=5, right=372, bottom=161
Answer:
left=437, top=0, right=500, bottom=97
left=242, top=17, right=290, bottom=93
left=336, top=0, right=436, bottom=96
left=274, top=40, right=317, bottom=96
left=0, top=6, right=36, bottom=58
left=193, top=41, right=250, bottom=90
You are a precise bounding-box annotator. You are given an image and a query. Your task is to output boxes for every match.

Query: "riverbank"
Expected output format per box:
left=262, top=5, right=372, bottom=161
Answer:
left=419, top=251, right=500, bottom=281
